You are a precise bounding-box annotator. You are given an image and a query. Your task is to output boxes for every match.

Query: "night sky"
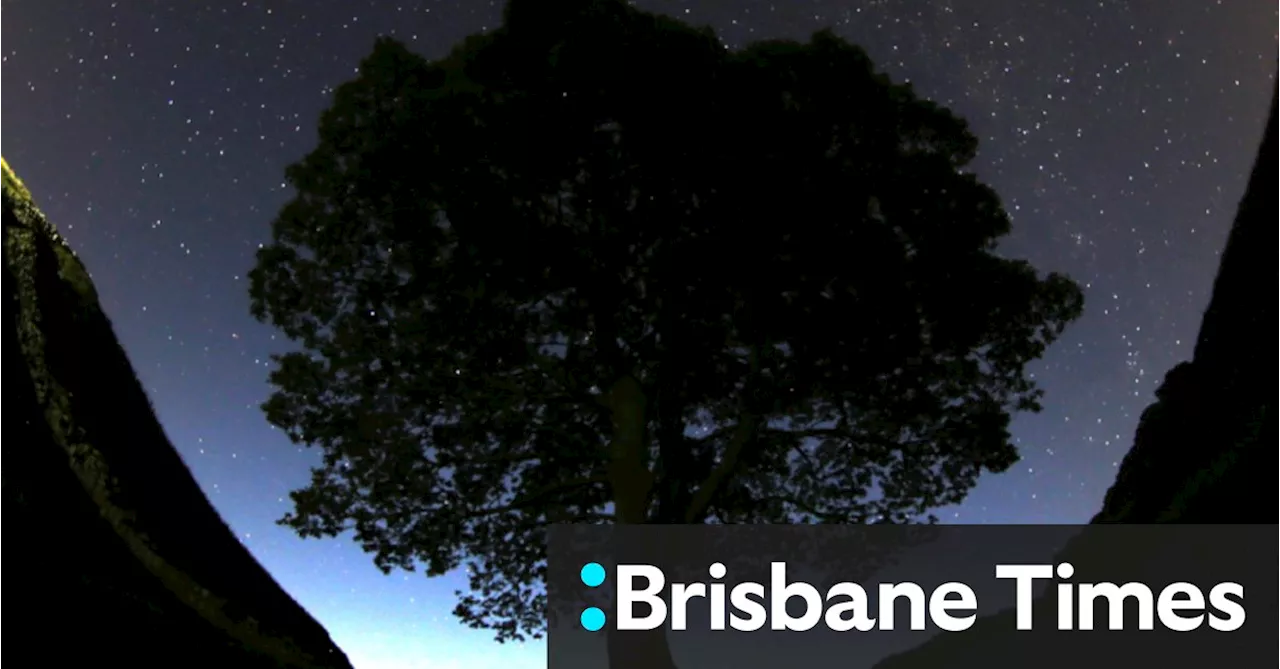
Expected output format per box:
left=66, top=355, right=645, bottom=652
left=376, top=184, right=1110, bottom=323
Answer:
left=1, top=1, right=1274, bottom=668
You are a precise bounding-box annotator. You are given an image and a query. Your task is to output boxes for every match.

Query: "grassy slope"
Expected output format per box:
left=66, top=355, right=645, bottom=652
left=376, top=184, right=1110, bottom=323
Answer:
left=2, top=158, right=353, bottom=669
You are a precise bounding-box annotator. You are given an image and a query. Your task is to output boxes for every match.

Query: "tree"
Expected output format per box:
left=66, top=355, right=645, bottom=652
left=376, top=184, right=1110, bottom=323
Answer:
left=247, top=0, right=1083, bottom=662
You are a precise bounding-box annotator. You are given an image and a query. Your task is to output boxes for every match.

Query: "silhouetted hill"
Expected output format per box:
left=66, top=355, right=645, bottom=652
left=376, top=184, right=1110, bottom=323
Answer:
left=2, top=158, right=353, bottom=668
left=873, top=82, right=1277, bottom=669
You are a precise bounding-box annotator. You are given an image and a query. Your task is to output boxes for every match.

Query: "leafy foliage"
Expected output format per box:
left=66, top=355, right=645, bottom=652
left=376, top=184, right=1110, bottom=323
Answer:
left=248, top=0, right=1083, bottom=643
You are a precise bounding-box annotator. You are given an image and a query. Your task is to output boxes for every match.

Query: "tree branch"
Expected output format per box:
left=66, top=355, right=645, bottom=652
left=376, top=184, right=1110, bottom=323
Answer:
left=462, top=475, right=610, bottom=520
left=756, top=494, right=853, bottom=523
left=684, top=345, right=762, bottom=523
left=465, top=506, right=614, bottom=524
left=513, top=475, right=608, bottom=507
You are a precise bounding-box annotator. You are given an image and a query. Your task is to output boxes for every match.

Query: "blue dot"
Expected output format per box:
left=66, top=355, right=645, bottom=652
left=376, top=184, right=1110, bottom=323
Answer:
left=580, top=562, right=606, bottom=587
left=580, top=607, right=606, bottom=632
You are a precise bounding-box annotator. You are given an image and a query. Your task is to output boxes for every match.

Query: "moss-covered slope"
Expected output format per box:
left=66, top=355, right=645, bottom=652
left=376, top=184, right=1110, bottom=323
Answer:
left=2, top=158, right=354, bottom=669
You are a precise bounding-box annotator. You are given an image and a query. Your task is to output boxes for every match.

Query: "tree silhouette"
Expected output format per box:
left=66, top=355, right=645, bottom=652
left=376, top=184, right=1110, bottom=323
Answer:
left=247, top=0, right=1083, bottom=657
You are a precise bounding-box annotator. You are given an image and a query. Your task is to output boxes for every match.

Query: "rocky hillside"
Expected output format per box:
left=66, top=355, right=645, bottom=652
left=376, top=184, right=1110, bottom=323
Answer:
left=2, top=158, right=354, bottom=668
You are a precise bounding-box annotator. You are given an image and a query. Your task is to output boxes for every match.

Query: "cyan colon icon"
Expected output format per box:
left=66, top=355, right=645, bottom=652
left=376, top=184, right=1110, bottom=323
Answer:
left=580, top=562, right=606, bottom=632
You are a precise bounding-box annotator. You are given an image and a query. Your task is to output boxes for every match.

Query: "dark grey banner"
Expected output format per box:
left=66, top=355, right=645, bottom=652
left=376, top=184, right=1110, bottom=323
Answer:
left=546, top=524, right=1276, bottom=669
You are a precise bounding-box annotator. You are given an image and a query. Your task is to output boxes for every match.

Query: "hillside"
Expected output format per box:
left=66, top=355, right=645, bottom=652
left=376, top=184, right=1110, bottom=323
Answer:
left=2, top=158, right=355, bottom=668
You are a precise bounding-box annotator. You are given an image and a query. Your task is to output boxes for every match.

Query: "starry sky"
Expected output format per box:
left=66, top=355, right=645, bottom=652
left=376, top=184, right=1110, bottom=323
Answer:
left=1, top=1, right=1274, bottom=668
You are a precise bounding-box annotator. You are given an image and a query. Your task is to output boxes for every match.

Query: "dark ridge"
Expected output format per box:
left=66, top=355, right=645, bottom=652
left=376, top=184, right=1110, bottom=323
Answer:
left=873, top=80, right=1278, bottom=669
left=2, top=158, right=354, bottom=669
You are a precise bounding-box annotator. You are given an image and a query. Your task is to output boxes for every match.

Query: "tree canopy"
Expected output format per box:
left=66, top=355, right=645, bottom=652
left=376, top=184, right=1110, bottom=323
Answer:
left=248, top=0, right=1083, bottom=644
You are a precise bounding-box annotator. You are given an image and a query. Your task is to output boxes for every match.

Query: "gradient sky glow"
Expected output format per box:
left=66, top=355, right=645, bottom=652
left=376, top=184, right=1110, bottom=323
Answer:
left=1, top=1, right=1275, bottom=667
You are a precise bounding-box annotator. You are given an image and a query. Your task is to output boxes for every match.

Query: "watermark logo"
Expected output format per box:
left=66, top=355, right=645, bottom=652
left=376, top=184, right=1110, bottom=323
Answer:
left=577, top=561, right=1246, bottom=633
left=550, top=525, right=1275, bottom=669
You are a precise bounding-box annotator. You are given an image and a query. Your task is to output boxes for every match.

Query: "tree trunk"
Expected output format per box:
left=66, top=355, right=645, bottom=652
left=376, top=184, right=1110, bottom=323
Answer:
left=602, top=376, right=675, bottom=666
left=606, top=625, right=679, bottom=669
left=605, top=374, right=653, bottom=524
